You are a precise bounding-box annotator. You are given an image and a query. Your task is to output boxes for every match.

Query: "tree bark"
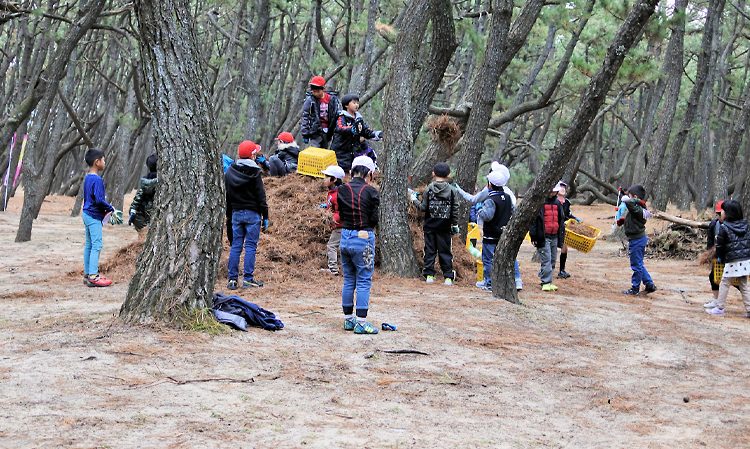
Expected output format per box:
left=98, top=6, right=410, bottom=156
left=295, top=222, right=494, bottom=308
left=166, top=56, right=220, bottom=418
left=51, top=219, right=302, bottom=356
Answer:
left=121, top=0, right=224, bottom=324
left=492, top=0, right=659, bottom=303
left=714, top=88, right=750, bottom=200
left=378, top=0, right=435, bottom=277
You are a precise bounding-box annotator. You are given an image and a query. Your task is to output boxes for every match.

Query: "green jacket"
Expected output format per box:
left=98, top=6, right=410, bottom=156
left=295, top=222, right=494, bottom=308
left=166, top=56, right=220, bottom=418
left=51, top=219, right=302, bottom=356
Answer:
left=623, top=198, right=647, bottom=240
left=130, top=176, right=157, bottom=230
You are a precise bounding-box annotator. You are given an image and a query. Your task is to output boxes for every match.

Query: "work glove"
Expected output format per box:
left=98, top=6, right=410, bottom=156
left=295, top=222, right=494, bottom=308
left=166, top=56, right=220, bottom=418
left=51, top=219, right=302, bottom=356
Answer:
left=256, top=154, right=267, bottom=164
left=409, top=189, right=419, bottom=202
left=109, top=210, right=123, bottom=225
left=261, top=219, right=269, bottom=232
left=128, top=210, right=135, bottom=226
left=302, top=138, right=309, bottom=144
left=318, top=203, right=328, bottom=209
left=451, top=225, right=460, bottom=235
left=373, top=130, right=383, bottom=140
left=643, top=209, right=653, bottom=220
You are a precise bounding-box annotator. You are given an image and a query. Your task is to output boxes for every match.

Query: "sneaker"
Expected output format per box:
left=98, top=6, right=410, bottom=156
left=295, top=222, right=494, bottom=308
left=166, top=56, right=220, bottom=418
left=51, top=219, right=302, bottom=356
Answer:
left=643, top=284, right=657, bottom=294
left=706, top=307, right=725, bottom=316
left=541, top=283, right=552, bottom=291
left=425, top=275, right=435, bottom=284
left=622, top=287, right=640, bottom=296
left=558, top=270, right=571, bottom=279
left=353, top=321, right=379, bottom=334
left=703, top=300, right=717, bottom=308
left=344, top=318, right=356, bottom=331
left=515, top=278, right=523, bottom=291
left=743, top=312, right=750, bottom=318
left=85, top=275, right=112, bottom=287
left=444, top=278, right=453, bottom=286
left=242, top=279, right=264, bottom=288
left=227, top=279, right=238, bottom=290
left=321, top=268, right=339, bottom=276
left=549, top=283, right=558, bottom=291
left=476, top=280, right=487, bottom=289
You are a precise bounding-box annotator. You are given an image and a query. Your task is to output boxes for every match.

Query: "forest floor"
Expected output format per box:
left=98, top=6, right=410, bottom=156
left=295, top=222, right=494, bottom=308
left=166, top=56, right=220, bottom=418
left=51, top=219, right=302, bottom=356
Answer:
left=1, top=184, right=749, bottom=448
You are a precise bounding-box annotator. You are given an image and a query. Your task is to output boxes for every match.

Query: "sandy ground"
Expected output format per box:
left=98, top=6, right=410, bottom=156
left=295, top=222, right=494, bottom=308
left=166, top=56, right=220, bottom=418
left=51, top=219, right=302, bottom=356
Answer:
left=1, top=192, right=749, bottom=448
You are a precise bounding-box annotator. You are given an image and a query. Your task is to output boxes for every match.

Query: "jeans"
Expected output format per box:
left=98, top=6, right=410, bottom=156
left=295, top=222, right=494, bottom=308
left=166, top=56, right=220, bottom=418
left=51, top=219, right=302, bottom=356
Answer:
left=327, top=228, right=342, bottom=272
left=482, top=241, right=497, bottom=286
left=340, top=229, right=375, bottom=317
left=537, top=235, right=558, bottom=284
left=629, top=235, right=652, bottom=289
left=82, top=213, right=103, bottom=276
left=228, top=209, right=261, bottom=282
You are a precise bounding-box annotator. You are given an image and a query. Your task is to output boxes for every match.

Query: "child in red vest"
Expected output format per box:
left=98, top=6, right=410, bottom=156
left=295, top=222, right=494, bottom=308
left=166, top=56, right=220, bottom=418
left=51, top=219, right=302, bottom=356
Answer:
left=529, top=182, right=565, bottom=291
left=321, top=165, right=345, bottom=275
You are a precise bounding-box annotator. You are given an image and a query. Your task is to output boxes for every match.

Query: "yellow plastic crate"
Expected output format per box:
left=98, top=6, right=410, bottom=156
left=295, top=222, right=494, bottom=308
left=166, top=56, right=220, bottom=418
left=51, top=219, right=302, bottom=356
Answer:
left=476, top=259, right=483, bottom=283
left=297, top=147, right=337, bottom=178
left=465, top=222, right=482, bottom=250
left=713, top=259, right=746, bottom=286
left=563, top=219, right=601, bottom=253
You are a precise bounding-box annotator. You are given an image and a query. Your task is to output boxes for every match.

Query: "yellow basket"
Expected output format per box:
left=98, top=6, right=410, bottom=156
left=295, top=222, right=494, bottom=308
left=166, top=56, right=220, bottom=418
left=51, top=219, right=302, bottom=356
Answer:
left=713, top=259, right=746, bottom=286
left=563, top=219, right=601, bottom=253
left=476, top=259, right=483, bottom=283
left=466, top=222, right=482, bottom=250
left=296, top=147, right=337, bottom=178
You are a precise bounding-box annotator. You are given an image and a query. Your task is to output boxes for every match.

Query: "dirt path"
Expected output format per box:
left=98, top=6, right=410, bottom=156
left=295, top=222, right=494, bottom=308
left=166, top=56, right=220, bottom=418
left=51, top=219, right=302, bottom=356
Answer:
left=1, top=194, right=749, bottom=448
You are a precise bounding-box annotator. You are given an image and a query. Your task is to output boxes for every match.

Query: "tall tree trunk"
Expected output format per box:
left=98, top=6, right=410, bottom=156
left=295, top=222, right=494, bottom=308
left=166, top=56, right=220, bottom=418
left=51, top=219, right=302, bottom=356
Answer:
left=15, top=0, right=107, bottom=242
left=644, top=0, right=686, bottom=208
left=714, top=88, right=750, bottom=200
left=670, top=0, right=726, bottom=210
left=378, top=0, right=434, bottom=277
left=492, top=0, right=659, bottom=303
left=121, top=0, right=224, bottom=324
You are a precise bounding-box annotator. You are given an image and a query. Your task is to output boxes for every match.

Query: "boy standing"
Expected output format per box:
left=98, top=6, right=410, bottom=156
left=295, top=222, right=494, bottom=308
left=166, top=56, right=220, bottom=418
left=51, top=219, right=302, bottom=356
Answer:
left=129, top=153, right=157, bottom=231
left=301, top=76, right=340, bottom=149
left=619, top=184, right=657, bottom=295
left=329, top=93, right=382, bottom=173
left=321, top=165, right=345, bottom=275
left=476, top=169, right=513, bottom=291
left=529, top=182, right=565, bottom=291
left=225, top=140, right=269, bottom=290
left=82, top=148, right=117, bottom=287
left=411, top=162, right=459, bottom=285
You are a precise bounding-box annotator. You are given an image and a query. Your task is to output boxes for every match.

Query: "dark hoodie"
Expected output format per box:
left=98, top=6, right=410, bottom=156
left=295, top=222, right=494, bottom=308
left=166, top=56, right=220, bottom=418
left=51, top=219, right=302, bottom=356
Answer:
left=716, top=219, right=750, bottom=263
left=412, top=181, right=458, bottom=233
left=225, top=159, right=268, bottom=220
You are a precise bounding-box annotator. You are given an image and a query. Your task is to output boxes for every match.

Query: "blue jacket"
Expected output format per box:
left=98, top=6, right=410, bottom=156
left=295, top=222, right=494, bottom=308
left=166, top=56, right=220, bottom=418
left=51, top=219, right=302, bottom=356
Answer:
left=212, top=293, right=284, bottom=331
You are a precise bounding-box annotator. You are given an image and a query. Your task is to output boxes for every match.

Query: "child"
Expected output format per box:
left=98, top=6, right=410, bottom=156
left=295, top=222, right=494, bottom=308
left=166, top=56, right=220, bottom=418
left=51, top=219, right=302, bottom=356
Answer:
left=225, top=140, right=269, bottom=290
left=269, top=132, right=300, bottom=177
left=529, top=182, right=565, bottom=291
left=703, top=201, right=725, bottom=308
left=129, top=153, right=157, bottom=231
left=476, top=169, right=513, bottom=292
left=329, top=93, right=382, bottom=173
left=337, top=155, right=379, bottom=334
left=456, top=162, right=523, bottom=290
left=301, top=76, right=340, bottom=149
left=706, top=200, right=750, bottom=317
left=556, top=180, right=581, bottom=279
left=618, top=184, right=657, bottom=295
left=321, top=165, right=345, bottom=275
left=411, top=162, right=459, bottom=285
left=82, top=148, right=117, bottom=287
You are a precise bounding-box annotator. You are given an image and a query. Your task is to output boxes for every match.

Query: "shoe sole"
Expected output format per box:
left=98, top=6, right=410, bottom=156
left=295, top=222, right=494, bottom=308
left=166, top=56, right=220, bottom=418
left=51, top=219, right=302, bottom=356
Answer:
left=86, top=282, right=112, bottom=287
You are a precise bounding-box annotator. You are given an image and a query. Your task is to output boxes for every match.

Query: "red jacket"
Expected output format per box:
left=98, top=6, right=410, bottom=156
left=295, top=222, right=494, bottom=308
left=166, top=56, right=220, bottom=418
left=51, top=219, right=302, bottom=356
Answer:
left=327, top=187, right=342, bottom=229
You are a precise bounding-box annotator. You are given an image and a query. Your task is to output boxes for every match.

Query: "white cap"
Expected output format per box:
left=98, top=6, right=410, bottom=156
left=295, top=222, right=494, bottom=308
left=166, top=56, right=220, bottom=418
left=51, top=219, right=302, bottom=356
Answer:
left=321, top=165, right=345, bottom=179
left=490, top=161, right=503, bottom=172
left=487, top=169, right=509, bottom=187
left=351, top=155, right=376, bottom=173
left=553, top=181, right=565, bottom=192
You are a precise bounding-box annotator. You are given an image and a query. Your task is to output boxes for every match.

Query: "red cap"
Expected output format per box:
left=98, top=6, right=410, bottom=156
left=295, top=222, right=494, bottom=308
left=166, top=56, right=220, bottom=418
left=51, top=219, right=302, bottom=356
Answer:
left=277, top=132, right=294, bottom=143
left=716, top=200, right=724, bottom=213
left=310, top=76, right=326, bottom=88
left=238, top=140, right=259, bottom=159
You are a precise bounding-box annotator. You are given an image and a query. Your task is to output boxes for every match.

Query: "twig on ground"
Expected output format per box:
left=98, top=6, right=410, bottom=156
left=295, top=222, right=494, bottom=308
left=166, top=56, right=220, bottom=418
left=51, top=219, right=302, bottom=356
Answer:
left=382, top=349, right=430, bottom=355
left=133, top=376, right=255, bottom=388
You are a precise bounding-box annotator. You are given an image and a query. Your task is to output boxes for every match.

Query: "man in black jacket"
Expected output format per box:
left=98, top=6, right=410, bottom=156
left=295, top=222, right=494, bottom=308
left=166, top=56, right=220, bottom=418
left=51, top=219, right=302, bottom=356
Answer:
left=225, top=140, right=269, bottom=290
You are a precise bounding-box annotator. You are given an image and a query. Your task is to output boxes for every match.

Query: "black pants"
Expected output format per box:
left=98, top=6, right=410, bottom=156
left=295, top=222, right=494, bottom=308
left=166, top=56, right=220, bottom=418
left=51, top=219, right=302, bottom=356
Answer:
left=423, top=231, right=454, bottom=279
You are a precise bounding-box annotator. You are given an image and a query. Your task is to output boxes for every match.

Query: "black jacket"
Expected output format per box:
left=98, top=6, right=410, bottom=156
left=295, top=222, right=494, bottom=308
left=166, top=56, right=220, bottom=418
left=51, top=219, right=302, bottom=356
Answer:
left=337, top=177, right=379, bottom=230
left=623, top=198, right=647, bottom=240
left=225, top=160, right=268, bottom=220
left=130, top=173, right=157, bottom=230
left=716, top=219, right=750, bottom=263
left=483, top=189, right=513, bottom=243
left=301, top=91, right=340, bottom=139
left=707, top=218, right=721, bottom=250
left=412, top=181, right=458, bottom=233
left=329, top=111, right=377, bottom=172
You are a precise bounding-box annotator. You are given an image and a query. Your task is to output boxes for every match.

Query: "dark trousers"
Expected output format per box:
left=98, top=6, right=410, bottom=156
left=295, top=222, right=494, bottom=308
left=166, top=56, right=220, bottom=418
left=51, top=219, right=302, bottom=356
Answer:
left=423, top=231, right=454, bottom=279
